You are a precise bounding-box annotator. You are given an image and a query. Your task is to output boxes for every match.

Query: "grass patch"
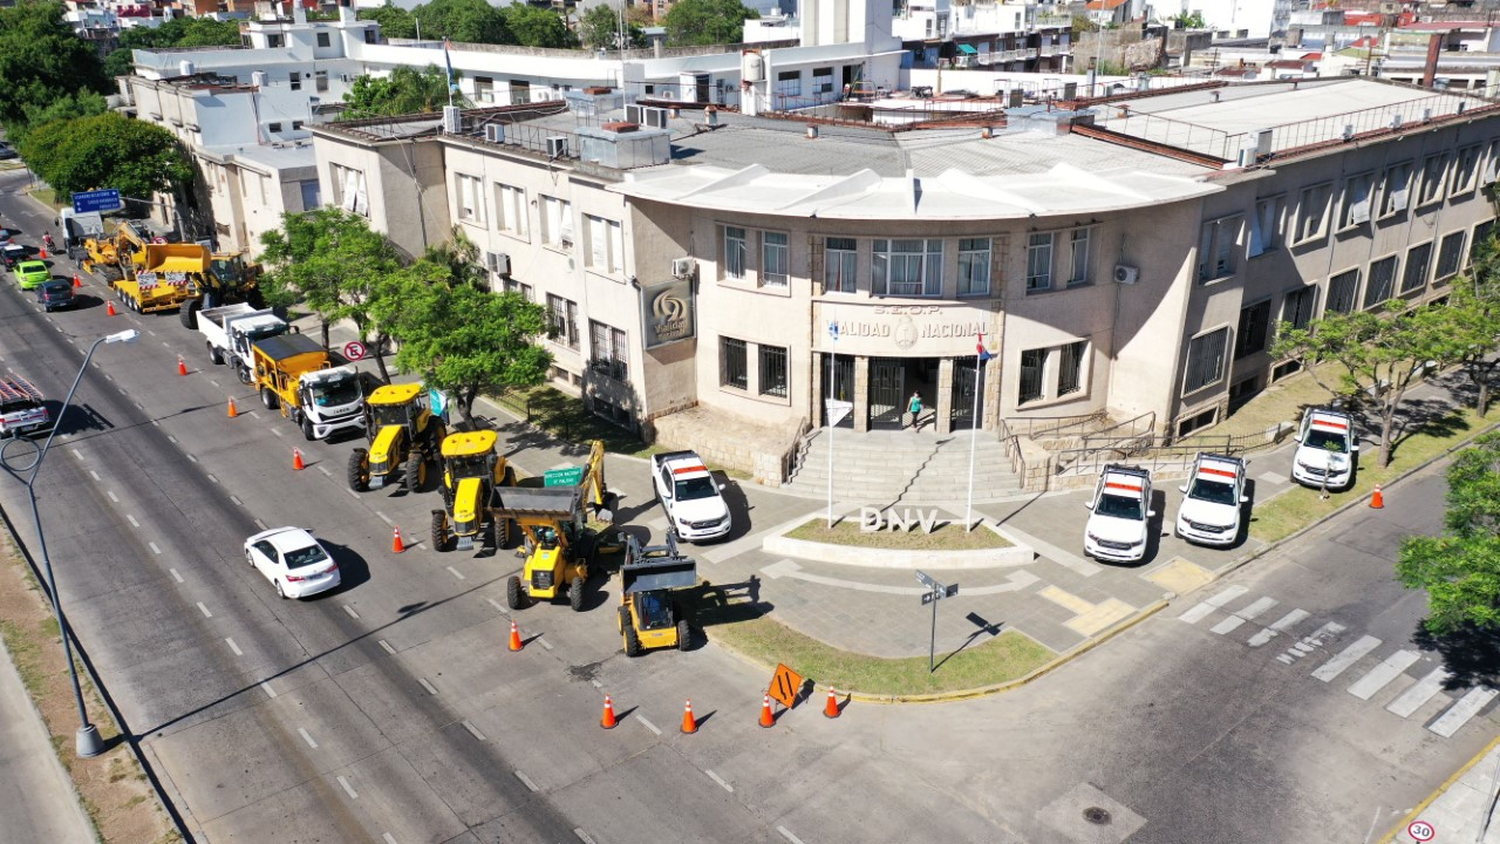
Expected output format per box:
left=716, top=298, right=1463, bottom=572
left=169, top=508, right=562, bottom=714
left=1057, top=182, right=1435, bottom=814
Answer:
left=692, top=580, right=1055, bottom=696
left=490, top=385, right=659, bottom=458
left=785, top=518, right=1012, bottom=550
left=1207, top=360, right=1345, bottom=441
left=26, top=186, right=60, bottom=208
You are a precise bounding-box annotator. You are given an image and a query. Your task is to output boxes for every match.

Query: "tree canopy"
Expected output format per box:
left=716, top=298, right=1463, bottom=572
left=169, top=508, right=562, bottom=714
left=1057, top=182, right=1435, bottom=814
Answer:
left=415, top=0, right=510, bottom=44
left=1448, top=233, right=1500, bottom=416
left=342, top=65, right=463, bottom=118
left=503, top=2, right=574, bottom=48
left=663, top=0, right=758, bottom=46
left=0, top=1, right=110, bottom=130
left=359, top=3, right=416, bottom=39
left=103, top=16, right=242, bottom=78
left=1397, top=433, right=1500, bottom=634
left=579, top=4, right=645, bottom=50
left=17, top=111, right=194, bottom=204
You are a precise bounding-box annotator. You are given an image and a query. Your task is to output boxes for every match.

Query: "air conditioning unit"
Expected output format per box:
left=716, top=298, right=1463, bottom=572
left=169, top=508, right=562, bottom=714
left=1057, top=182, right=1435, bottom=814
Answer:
left=671, top=257, right=696, bottom=278
left=641, top=106, right=669, bottom=129
left=1113, top=264, right=1139, bottom=285
left=487, top=252, right=511, bottom=275
left=484, top=123, right=505, bottom=144
left=546, top=136, right=568, bottom=158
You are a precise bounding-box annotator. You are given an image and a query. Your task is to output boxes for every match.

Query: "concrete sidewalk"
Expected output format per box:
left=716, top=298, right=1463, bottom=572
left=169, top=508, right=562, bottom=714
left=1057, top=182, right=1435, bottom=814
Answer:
left=1386, top=738, right=1500, bottom=843
left=0, top=637, right=97, bottom=843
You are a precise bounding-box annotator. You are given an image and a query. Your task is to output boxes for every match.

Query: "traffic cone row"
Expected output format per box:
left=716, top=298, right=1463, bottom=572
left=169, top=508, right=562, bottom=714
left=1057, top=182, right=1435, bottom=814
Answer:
left=1370, top=483, right=1385, bottom=509
left=392, top=525, right=405, bottom=553
left=508, top=619, right=523, bottom=652
left=292, top=448, right=304, bottom=471
left=583, top=688, right=847, bottom=733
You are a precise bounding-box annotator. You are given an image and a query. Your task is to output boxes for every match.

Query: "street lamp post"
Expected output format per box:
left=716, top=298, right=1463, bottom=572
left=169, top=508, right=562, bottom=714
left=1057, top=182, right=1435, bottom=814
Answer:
left=1, top=328, right=139, bottom=759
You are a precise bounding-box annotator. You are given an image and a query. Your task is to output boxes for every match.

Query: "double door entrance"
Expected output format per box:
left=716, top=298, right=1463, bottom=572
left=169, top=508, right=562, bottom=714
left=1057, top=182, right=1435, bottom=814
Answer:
left=822, top=355, right=987, bottom=432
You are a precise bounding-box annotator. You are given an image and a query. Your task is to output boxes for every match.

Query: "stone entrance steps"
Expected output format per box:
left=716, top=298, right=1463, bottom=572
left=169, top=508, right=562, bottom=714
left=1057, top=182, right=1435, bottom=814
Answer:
left=784, top=429, right=1023, bottom=507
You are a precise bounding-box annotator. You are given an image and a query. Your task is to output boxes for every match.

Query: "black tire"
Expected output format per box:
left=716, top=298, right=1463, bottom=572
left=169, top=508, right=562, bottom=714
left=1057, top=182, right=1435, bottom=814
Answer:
left=275, top=580, right=287, bottom=600
left=179, top=299, right=200, bottom=329
left=431, top=510, right=449, bottom=553
left=246, top=551, right=255, bottom=568
left=405, top=450, right=425, bottom=493
left=624, top=623, right=643, bottom=658
left=617, top=605, right=630, bottom=635
left=507, top=575, right=526, bottom=610
left=569, top=576, right=585, bottom=612
left=301, top=415, right=316, bottom=441
left=207, top=341, right=223, bottom=366
left=491, top=515, right=509, bottom=550
left=677, top=619, right=692, bottom=652
left=261, top=386, right=278, bottom=410
left=347, top=448, right=369, bottom=492
left=235, top=362, right=252, bottom=385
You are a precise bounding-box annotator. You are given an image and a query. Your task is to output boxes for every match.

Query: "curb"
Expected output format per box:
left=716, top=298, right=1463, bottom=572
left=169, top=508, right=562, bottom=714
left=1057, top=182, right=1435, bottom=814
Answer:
left=1376, top=734, right=1500, bottom=844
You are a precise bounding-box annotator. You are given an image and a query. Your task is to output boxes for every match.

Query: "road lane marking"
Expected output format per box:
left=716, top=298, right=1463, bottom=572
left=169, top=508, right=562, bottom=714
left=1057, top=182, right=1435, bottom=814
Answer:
left=187, top=454, right=198, bottom=463
left=418, top=678, right=437, bottom=695
left=336, top=775, right=358, bottom=799
left=253, top=518, right=266, bottom=530
left=1311, top=634, right=1381, bottom=681
left=149, top=542, right=161, bottom=555
left=378, top=640, right=396, bottom=655
left=538, top=637, right=554, bottom=651
left=260, top=681, right=277, bottom=698
left=706, top=770, right=733, bottom=792
left=89, top=471, right=100, bottom=481
left=166, top=435, right=177, bottom=444
left=447, top=566, right=465, bottom=581
left=1211, top=616, right=1246, bottom=635
left=1235, top=596, right=1278, bottom=621
left=106, top=491, right=119, bottom=503
left=514, top=770, right=538, bottom=792
left=637, top=716, right=661, bottom=736
left=225, top=638, right=242, bottom=656
left=126, top=514, right=140, bottom=528
left=375, top=511, right=393, bottom=525
left=778, top=827, right=807, bottom=844
left=69, top=448, right=81, bottom=460
left=298, top=728, right=318, bottom=749
left=342, top=604, right=359, bottom=619
left=1249, top=609, right=1310, bottom=646
left=590, top=679, right=602, bottom=689
left=318, top=466, right=331, bottom=477
left=1178, top=585, right=1249, bottom=623
left=151, top=420, right=159, bottom=427
left=271, top=428, right=283, bottom=438
left=1388, top=667, right=1451, bottom=718
left=197, top=602, right=212, bottom=618
left=462, top=720, right=486, bottom=741
left=383, top=835, right=397, bottom=844
left=574, top=830, right=598, bottom=844
left=486, top=598, right=508, bottom=615
left=169, top=568, right=184, bottom=583
left=1279, top=621, right=1347, bottom=665
left=1347, top=649, right=1420, bottom=700
left=229, top=495, right=242, bottom=506
left=206, top=472, right=217, bottom=482
left=208, top=379, right=219, bottom=388
left=347, top=489, right=359, bottom=499
left=1430, top=687, right=1498, bottom=737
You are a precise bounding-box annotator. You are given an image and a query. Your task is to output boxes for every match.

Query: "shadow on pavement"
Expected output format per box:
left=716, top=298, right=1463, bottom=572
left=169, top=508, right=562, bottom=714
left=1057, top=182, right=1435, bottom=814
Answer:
left=1416, top=622, right=1500, bottom=691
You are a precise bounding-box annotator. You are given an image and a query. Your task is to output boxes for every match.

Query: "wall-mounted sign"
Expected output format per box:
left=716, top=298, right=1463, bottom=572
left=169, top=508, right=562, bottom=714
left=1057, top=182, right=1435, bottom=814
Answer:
left=641, top=278, right=695, bottom=349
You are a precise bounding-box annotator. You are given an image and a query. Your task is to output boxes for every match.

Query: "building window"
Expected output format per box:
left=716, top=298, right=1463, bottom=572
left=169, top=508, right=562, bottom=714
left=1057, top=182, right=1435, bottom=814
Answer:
left=824, top=237, right=856, bottom=293
left=1234, top=299, right=1271, bottom=359
left=1475, top=220, right=1497, bottom=258
left=958, top=237, right=991, bottom=296
left=330, top=163, right=367, bottom=216
left=1435, top=231, right=1466, bottom=283
left=1026, top=232, right=1054, bottom=291
left=496, top=184, right=528, bottom=237
left=540, top=195, right=572, bottom=248
left=723, top=226, right=746, bottom=280
left=1451, top=145, right=1481, bottom=196
left=1068, top=229, right=1090, bottom=286
left=1381, top=161, right=1413, bottom=218
left=1340, top=172, right=1374, bottom=229
left=759, top=345, right=788, bottom=397
left=503, top=279, right=532, bottom=300
left=292, top=120, right=304, bottom=130
left=317, top=31, right=331, bottom=47
left=1281, top=285, right=1316, bottom=331
left=1058, top=340, right=1086, bottom=395
left=289, top=71, right=301, bottom=91
left=455, top=173, right=485, bottom=225
left=775, top=70, right=801, bottom=98
left=474, top=76, right=495, bottom=103
left=812, top=66, right=834, bottom=94
left=1197, top=215, right=1241, bottom=282
left=1294, top=183, right=1332, bottom=244
left=1418, top=154, right=1448, bottom=207
left=1401, top=242, right=1431, bottom=294
left=721, top=337, right=748, bottom=390
left=266, top=33, right=283, bottom=48
left=315, top=70, right=328, bottom=93
left=1249, top=195, right=1281, bottom=256
left=268, top=122, right=283, bottom=133
left=1018, top=348, right=1046, bottom=403
left=1326, top=270, right=1360, bottom=315
left=298, top=179, right=320, bottom=211
left=761, top=231, right=788, bottom=287
left=872, top=238, right=942, bottom=297
left=1364, top=255, right=1398, bottom=308
left=589, top=320, right=628, bottom=381
left=1184, top=328, right=1228, bottom=394
left=546, top=294, right=579, bottom=350
left=584, top=214, right=624, bottom=274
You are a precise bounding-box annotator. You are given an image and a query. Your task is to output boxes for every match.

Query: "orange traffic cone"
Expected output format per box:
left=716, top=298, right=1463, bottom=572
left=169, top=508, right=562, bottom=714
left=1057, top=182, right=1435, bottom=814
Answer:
left=293, top=448, right=305, bottom=471
left=227, top=396, right=238, bottom=418
left=392, top=525, right=405, bottom=553
left=177, top=355, right=188, bottom=376
left=601, top=695, right=617, bottom=729
left=39, top=247, right=47, bottom=259
left=1370, top=484, right=1384, bottom=510
left=106, top=301, right=117, bottom=316
left=72, top=273, right=81, bottom=288
left=824, top=685, right=840, bottom=719
left=681, top=699, right=697, bottom=734
left=758, top=694, right=775, bottom=728
left=508, top=619, right=523, bottom=652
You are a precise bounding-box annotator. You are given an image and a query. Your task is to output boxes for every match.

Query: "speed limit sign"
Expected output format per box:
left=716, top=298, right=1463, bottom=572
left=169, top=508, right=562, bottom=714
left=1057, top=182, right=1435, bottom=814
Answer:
left=342, top=340, right=367, bottom=361
left=1408, top=820, right=1435, bottom=842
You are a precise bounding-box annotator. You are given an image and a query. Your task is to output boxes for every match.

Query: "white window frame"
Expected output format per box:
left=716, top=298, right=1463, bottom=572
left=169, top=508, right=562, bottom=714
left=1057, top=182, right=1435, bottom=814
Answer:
left=872, top=238, right=942, bottom=297
left=1026, top=232, right=1055, bottom=292
left=761, top=231, right=789, bottom=288
left=455, top=173, right=485, bottom=226
left=723, top=225, right=746, bottom=280
left=584, top=214, right=624, bottom=275
left=540, top=195, right=572, bottom=249
left=1451, top=144, right=1482, bottom=197
left=1197, top=215, right=1242, bottom=283
left=1435, top=230, right=1466, bottom=282
left=1340, top=172, right=1373, bottom=230
left=1017, top=339, right=1091, bottom=405
left=1249, top=195, right=1282, bottom=257
left=1380, top=162, right=1413, bottom=219
left=1293, top=183, right=1332, bottom=245
left=496, top=183, right=529, bottom=238
left=1418, top=153, right=1449, bottom=207
left=1364, top=254, right=1399, bottom=309
left=824, top=236, right=857, bottom=293
left=775, top=71, right=801, bottom=98
left=1068, top=228, right=1091, bottom=286
left=958, top=237, right=991, bottom=296
left=1400, top=241, right=1432, bottom=294
left=330, top=163, right=368, bottom=217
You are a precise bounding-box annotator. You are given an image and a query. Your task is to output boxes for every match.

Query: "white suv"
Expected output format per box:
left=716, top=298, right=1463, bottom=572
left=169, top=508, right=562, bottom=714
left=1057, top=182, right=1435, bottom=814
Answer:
left=1175, top=454, right=1248, bottom=547
left=1291, top=407, right=1358, bottom=490
left=1084, top=465, right=1155, bottom=563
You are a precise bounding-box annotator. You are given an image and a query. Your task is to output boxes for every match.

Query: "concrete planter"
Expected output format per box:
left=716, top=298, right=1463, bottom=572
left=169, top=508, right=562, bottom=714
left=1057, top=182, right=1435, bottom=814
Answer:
left=762, top=525, right=1035, bottom=570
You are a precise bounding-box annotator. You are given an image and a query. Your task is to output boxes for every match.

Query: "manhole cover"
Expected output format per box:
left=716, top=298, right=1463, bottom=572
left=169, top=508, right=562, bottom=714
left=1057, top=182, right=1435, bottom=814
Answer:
left=1083, top=806, right=1112, bottom=825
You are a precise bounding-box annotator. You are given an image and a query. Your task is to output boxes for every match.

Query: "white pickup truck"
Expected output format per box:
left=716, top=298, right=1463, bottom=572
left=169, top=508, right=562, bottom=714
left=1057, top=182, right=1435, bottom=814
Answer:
left=0, top=377, right=50, bottom=439
left=650, top=450, right=732, bottom=543
left=197, top=304, right=289, bottom=385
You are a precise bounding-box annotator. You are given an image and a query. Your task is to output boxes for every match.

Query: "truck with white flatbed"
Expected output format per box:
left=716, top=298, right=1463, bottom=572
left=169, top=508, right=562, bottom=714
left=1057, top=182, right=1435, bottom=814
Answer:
left=650, top=450, right=732, bottom=543
left=0, top=377, right=50, bottom=438
left=197, top=303, right=290, bottom=385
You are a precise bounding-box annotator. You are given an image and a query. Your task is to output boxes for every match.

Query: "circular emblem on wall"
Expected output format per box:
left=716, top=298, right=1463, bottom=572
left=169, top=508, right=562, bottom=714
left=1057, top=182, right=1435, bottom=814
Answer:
left=894, top=315, right=918, bottom=350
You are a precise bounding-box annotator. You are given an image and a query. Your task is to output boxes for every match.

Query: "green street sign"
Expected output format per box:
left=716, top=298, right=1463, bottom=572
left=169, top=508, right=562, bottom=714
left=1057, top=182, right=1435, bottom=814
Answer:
left=544, top=466, right=585, bottom=487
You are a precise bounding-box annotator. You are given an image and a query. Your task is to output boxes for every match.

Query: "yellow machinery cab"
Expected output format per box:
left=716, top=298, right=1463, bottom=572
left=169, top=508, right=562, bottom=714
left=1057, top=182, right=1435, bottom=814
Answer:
left=497, top=487, right=594, bottom=612
left=618, top=533, right=698, bottom=656
left=431, top=429, right=514, bottom=552
left=349, top=382, right=444, bottom=493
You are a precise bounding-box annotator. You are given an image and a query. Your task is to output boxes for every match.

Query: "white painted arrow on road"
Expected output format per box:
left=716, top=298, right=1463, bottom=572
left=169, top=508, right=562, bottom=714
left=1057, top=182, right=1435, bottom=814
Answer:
left=759, top=559, right=1039, bottom=595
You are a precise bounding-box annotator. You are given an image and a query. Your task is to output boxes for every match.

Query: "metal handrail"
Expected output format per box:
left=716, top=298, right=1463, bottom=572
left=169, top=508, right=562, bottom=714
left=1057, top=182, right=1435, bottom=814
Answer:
left=780, top=415, right=813, bottom=483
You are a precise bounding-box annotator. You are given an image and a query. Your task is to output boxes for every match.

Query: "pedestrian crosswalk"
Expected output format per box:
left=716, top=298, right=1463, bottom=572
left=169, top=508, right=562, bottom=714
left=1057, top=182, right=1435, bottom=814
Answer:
left=1178, top=587, right=1496, bottom=739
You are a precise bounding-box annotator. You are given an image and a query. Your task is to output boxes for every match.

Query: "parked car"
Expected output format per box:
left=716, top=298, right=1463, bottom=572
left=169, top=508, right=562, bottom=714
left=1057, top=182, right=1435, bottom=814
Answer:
left=35, top=279, right=75, bottom=311
left=1291, top=407, right=1358, bottom=490
left=244, top=527, right=341, bottom=599
left=650, top=449, right=732, bottom=543
left=2, top=243, right=26, bottom=270
left=14, top=260, right=48, bottom=290
left=1083, top=464, right=1155, bottom=563
left=0, top=144, right=17, bottom=160
left=1175, top=453, right=1249, bottom=547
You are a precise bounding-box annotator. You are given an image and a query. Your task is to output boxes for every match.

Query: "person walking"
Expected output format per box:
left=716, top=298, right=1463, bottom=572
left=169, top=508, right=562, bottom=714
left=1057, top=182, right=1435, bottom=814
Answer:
left=907, top=391, right=923, bottom=430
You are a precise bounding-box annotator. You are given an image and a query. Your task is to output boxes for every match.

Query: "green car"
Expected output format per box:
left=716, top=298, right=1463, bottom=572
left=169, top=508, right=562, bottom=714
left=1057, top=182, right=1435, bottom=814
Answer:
left=15, top=260, right=49, bottom=290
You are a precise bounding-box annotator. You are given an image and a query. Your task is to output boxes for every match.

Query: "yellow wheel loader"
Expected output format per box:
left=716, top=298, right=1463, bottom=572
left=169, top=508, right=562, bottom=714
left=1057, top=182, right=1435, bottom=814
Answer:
left=347, top=383, right=446, bottom=494
left=430, top=429, right=515, bottom=553
left=617, top=533, right=698, bottom=657
left=497, top=487, right=597, bottom=612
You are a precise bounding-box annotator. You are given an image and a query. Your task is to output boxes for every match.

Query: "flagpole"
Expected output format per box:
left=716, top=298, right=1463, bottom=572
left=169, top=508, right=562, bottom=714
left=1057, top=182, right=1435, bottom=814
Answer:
left=965, top=335, right=984, bottom=532
left=826, top=323, right=837, bottom=529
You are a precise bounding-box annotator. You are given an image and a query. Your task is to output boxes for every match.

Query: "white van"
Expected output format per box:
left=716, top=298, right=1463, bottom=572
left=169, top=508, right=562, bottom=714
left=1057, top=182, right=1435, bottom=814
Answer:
left=1291, top=407, right=1357, bottom=490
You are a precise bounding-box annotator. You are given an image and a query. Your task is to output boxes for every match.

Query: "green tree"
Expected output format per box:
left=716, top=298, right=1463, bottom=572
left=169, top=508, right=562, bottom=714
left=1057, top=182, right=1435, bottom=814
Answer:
left=415, top=0, right=511, bottom=44
left=359, top=3, right=417, bottom=38
left=1397, top=433, right=1500, bottom=634
left=1449, top=235, right=1500, bottom=415
left=341, top=65, right=463, bottom=118
left=1170, top=11, right=1206, bottom=28
left=663, top=0, right=757, bottom=46
left=8, top=91, right=106, bottom=149
left=17, top=112, right=194, bottom=204
left=503, top=3, right=574, bottom=48
left=0, top=1, right=110, bottom=129
left=258, top=208, right=404, bottom=381
left=579, top=3, right=643, bottom=50
left=1271, top=299, right=1465, bottom=469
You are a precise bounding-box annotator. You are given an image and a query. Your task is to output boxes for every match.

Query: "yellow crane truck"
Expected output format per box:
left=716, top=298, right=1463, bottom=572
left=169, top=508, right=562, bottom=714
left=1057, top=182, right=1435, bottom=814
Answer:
left=499, top=487, right=597, bottom=612
left=250, top=334, right=368, bottom=441
left=430, top=429, right=515, bottom=552
left=617, top=533, right=698, bottom=656
left=113, top=243, right=207, bottom=314
left=347, top=382, right=446, bottom=493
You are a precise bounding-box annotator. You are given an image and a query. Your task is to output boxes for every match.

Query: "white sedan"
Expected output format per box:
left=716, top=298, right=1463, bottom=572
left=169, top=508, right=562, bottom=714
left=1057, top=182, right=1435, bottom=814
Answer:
left=244, top=527, right=341, bottom=599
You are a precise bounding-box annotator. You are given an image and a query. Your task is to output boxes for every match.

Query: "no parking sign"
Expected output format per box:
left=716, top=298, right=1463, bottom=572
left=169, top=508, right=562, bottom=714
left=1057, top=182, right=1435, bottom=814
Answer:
left=342, top=340, right=367, bottom=361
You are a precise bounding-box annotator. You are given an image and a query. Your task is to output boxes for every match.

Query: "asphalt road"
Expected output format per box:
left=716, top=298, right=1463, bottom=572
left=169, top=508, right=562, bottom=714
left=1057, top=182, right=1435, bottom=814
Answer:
left=0, top=172, right=1491, bottom=844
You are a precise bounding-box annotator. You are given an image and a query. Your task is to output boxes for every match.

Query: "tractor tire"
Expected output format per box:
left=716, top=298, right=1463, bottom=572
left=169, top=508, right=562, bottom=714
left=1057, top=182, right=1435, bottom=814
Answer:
left=570, top=576, right=585, bottom=612
left=677, top=619, right=693, bottom=652
left=301, top=415, right=316, bottom=441
left=430, top=511, right=449, bottom=553
left=347, top=449, right=370, bottom=492
left=405, top=451, right=425, bottom=493
left=261, top=386, right=279, bottom=410
left=506, top=575, right=526, bottom=610
left=617, top=605, right=630, bottom=635
left=491, top=516, right=509, bottom=550
left=207, top=341, right=223, bottom=366
left=179, top=299, right=200, bottom=329
left=624, top=623, right=643, bottom=658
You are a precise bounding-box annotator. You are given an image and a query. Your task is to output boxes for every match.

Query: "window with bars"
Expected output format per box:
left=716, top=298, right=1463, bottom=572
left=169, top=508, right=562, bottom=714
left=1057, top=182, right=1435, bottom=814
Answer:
left=872, top=239, right=942, bottom=296
left=1281, top=285, right=1316, bottom=331
left=455, top=173, right=485, bottom=225
left=958, top=237, right=991, bottom=296
left=1364, top=256, right=1398, bottom=308
left=721, top=337, right=748, bottom=390
left=1326, top=270, right=1360, bottom=315
left=1026, top=232, right=1054, bottom=291
left=776, top=71, right=801, bottom=97
left=824, top=237, right=857, bottom=293
left=589, top=320, right=628, bottom=381
left=503, top=279, right=532, bottom=300
left=496, top=184, right=528, bottom=237
left=1019, top=348, right=1047, bottom=403
left=759, top=345, right=788, bottom=397
left=1435, top=231, right=1466, bottom=283
left=723, top=226, right=746, bottom=280
left=1475, top=220, right=1497, bottom=258
left=812, top=67, right=834, bottom=94
left=1068, top=229, right=1091, bottom=286
left=585, top=214, right=624, bottom=274
left=1184, top=328, right=1228, bottom=393
left=546, top=294, right=579, bottom=349
left=762, top=232, right=788, bottom=287
left=1401, top=242, right=1431, bottom=294
left=1058, top=341, right=1086, bottom=395
left=1197, top=215, right=1241, bottom=282
left=1234, top=299, right=1271, bottom=359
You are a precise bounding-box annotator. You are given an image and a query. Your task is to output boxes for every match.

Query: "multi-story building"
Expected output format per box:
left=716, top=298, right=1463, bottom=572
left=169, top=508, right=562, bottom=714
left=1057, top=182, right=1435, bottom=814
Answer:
left=309, top=76, right=1500, bottom=481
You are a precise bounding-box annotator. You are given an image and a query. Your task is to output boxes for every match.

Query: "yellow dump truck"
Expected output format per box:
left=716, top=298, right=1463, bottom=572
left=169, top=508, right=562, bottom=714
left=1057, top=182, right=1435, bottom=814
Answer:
left=111, top=243, right=207, bottom=314
left=251, top=334, right=367, bottom=441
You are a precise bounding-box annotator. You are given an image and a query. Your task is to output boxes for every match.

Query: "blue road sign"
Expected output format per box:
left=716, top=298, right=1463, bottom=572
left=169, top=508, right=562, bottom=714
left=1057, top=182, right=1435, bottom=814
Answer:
left=72, top=189, right=123, bottom=214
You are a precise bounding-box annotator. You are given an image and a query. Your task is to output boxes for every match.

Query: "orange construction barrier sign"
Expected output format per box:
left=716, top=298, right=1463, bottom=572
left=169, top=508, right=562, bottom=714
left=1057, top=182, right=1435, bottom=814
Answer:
left=768, top=663, right=803, bottom=711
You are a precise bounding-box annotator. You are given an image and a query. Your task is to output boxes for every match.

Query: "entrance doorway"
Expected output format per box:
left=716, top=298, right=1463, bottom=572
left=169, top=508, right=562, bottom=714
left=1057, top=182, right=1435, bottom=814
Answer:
left=950, top=358, right=986, bottom=431
left=869, top=357, right=938, bottom=430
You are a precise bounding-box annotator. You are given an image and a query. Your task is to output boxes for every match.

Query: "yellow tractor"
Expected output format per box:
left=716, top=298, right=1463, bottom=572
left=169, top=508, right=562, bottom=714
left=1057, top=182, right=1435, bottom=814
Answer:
left=430, top=429, right=515, bottom=552
left=347, top=383, right=446, bottom=493
left=498, top=487, right=597, bottom=612
left=617, top=533, right=698, bottom=656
